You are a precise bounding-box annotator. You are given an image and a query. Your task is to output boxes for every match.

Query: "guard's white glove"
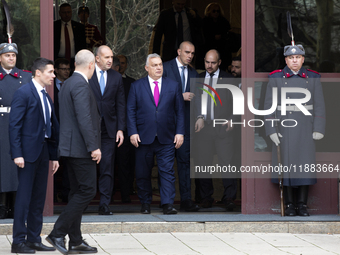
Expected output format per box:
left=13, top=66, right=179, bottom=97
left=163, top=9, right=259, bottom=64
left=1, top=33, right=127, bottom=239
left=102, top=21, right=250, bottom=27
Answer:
left=313, top=132, right=324, bottom=140
left=269, top=133, right=283, bottom=146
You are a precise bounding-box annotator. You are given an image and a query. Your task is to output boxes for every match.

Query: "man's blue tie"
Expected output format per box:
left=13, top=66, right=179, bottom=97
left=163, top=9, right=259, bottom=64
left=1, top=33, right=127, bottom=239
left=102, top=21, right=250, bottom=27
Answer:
left=41, top=89, right=51, bottom=138
left=180, top=66, right=186, bottom=93
left=100, top=70, right=105, bottom=95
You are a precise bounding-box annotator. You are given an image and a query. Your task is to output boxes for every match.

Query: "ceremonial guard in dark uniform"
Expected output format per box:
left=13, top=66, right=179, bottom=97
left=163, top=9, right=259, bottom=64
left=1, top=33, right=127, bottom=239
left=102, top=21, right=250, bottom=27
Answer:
left=78, top=6, right=103, bottom=51
left=264, top=43, right=326, bottom=216
left=0, top=42, right=32, bottom=219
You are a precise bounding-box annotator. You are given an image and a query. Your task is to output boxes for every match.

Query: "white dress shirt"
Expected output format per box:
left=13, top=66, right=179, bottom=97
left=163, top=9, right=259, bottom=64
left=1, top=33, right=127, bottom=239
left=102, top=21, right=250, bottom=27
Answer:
left=74, top=71, right=89, bottom=83
left=3, top=68, right=12, bottom=74
left=203, top=68, right=220, bottom=120
left=58, top=20, right=75, bottom=58
left=148, top=76, right=162, bottom=96
left=55, top=78, right=63, bottom=91
left=95, top=64, right=108, bottom=87
left=175, top=57, right=188, bottom=91
left=174, top=7, right=191, bottom=42
left=32, top=78, right=51, bottom=138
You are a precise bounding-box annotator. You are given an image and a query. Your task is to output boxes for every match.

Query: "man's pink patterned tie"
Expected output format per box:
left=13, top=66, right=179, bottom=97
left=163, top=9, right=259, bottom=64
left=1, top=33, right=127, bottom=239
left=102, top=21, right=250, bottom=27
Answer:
left=154, top=81, right=159, bottom=106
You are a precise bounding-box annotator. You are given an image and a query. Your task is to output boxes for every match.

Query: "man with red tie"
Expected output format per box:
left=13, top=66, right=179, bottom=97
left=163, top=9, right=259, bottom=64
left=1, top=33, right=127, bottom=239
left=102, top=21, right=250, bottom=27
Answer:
left=54, top=3, right=86, bottom=70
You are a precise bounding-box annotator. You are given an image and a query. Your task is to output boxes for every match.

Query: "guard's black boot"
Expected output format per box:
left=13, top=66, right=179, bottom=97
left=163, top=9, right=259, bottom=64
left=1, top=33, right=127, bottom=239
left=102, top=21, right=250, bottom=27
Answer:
left=297, top=185, right=310, bottom=216
left=284, top=186, right=296, bottom=216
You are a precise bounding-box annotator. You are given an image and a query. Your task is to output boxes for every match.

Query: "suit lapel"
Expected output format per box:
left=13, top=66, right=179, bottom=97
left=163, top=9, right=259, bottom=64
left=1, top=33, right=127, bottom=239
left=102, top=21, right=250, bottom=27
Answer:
left=143, top=77, right=156, bottom=106
left=29, top=81, right=44, bottom=119
left=46, top=93, right=56, bottom=118
left=103, top=70, right=111, bottom=96
left=71, top=20, right=77, bottom=33
left=158, top=78, right=168, bottom=105
left=171, top=11, right=177, bottom=33
left=171, top=59, right=181, bottom=83
left=90, top=71, right=102, bottom=98
left=186, top=67, right=193, bottom=92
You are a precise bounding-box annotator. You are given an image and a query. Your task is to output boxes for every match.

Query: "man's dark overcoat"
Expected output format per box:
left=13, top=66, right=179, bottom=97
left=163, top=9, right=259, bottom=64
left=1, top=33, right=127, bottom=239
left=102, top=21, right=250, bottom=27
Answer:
left=264, top=66, right=326, bottom=186
left=0, top=66, right=31, bottom=192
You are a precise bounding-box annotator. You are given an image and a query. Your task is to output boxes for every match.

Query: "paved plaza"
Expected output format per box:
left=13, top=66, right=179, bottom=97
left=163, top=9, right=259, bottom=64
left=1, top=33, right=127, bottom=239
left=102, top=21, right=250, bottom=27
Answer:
left=1, top=232, right=340, bottom=255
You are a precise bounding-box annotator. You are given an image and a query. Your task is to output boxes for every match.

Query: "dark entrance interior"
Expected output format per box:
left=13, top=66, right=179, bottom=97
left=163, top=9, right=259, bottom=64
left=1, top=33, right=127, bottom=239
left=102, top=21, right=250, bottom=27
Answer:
left=52, top=0, right=242, bottom=214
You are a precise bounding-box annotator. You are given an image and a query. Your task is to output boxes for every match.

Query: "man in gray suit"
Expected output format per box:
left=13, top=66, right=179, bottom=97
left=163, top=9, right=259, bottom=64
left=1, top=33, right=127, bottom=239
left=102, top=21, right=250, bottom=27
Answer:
left=46, top=50, right=101, bottom=255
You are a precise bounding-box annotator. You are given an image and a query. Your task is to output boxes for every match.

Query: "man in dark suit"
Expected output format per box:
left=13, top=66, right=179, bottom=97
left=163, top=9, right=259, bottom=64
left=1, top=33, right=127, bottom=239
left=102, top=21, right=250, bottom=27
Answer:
left=127, top=53, right=185, bottom=214
left=54, top=3, right=87, bottom=69
left=194, top=49, right=238, bottom=211
left=9, top=58, right=59, bottom=253
left=152, top=0, right=202, bottom=62
left=53, top=58, right=70, bottom=203
left=54, top=59, right=70, bottom=126
left=89, top=45, right=125, bottom=215
left=163, top=41, right=200, bottom=212
left=116, top=54, right=136, bottom=203
left=117, top=55, right=136, bottom=104
left=47, top=50, right=101, bottom=255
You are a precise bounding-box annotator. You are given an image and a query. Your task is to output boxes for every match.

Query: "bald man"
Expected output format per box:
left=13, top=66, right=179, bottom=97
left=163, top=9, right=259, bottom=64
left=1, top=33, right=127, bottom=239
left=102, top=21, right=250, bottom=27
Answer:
left=163, top=41, right=200, bottom=212
left=89, top=45, right=125, bottom=215
left=194, top=50, right=238, bottom=211
left=47, top=50, right=101, bottom=254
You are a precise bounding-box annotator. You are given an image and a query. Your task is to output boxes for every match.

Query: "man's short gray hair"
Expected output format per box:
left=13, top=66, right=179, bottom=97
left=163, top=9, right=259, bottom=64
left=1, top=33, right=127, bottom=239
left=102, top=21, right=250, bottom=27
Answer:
left=75, top=50, right=95, bottom=67
left=94, top=45, right=112, bottom=57
left=146, top=53, right=161, bottom=66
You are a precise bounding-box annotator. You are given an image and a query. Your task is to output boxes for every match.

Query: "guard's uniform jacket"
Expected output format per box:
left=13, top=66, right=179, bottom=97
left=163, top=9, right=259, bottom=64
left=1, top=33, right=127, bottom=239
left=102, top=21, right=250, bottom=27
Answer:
left=84, top=23, right=103, bottom=50
left=0, top=66, right=32, bottom=192
left=264, top=66, right=326, bottom=186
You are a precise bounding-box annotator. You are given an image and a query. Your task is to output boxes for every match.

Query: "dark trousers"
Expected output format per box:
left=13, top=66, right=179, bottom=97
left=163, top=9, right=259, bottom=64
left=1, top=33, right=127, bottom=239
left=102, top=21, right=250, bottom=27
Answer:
left=199, top=178, right=237, bottom=202
left=50, top=157, right=96, bottom=246
left=116, top=132, right=135, bottom=200
left=99, top=122, right=116, bottom=206
left=194, top=123, right=237, bottom=202
left=54, top=157, right=70, bottom=202
left=135, top=138, right=176, bottom=205
left=13, top=142, right=49, bottom=244
left=176, top=134, right=191, bottom=201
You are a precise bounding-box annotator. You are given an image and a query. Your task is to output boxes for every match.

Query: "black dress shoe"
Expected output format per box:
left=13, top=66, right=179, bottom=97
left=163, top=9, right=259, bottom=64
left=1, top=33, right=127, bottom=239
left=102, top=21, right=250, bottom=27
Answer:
left=201, top=199, right=213, bottom=208
left=163, top=204, right=177, bottom=214
left=98, top=203, right=113, bottom=215
left=140, top=203, right=150, bottom=214
left=69, top=240, right=97, bottom=254
left=285, top=203, right=297, bottom=216
left=180, top=199, right=200, bottom=212
left=11, top=243, right=35, bottom=254
left=26, top=241, right=56, bottom=251
left=46, top=235, right=67, bottom=255
left=297, top=204, right=310, bottom=216
left=223, top=199, right=236, bottom=212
